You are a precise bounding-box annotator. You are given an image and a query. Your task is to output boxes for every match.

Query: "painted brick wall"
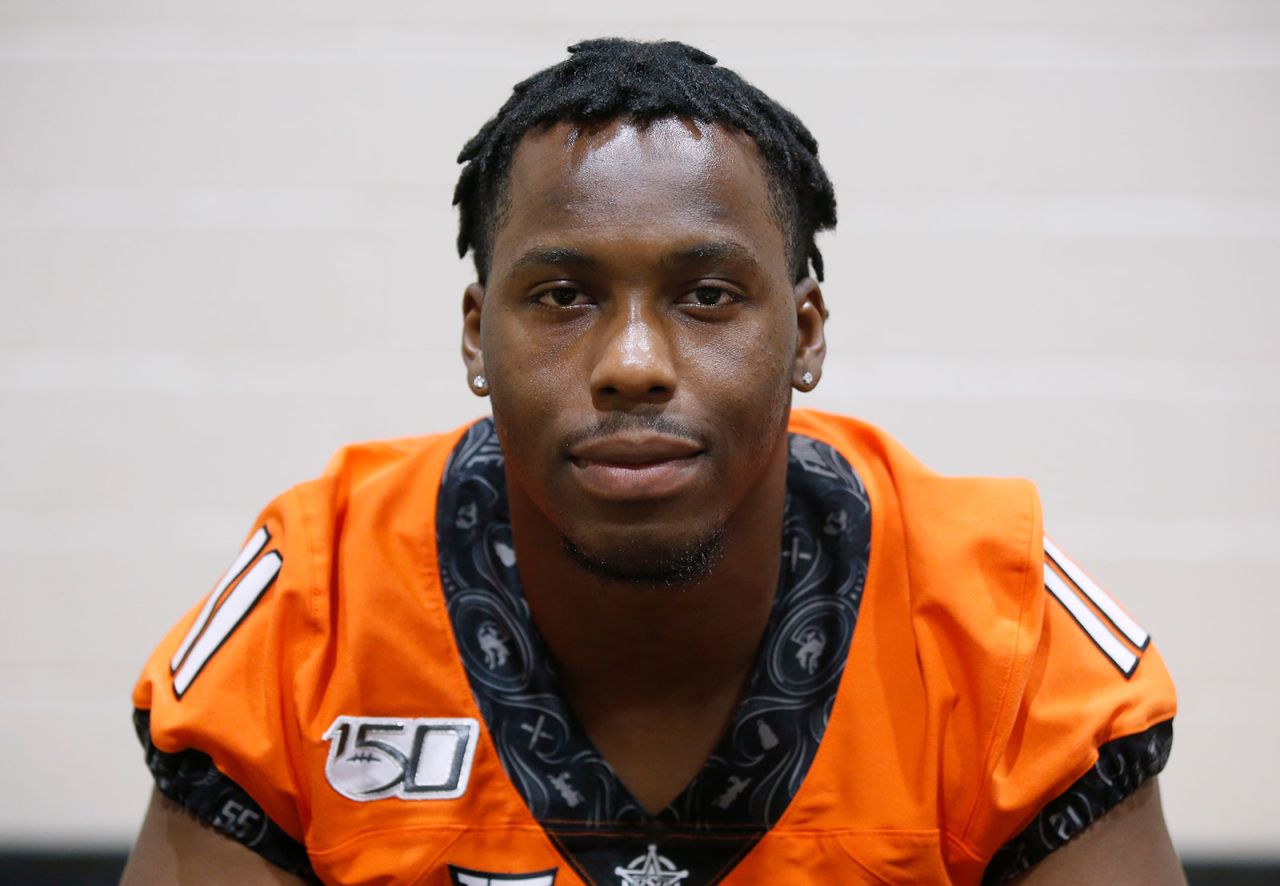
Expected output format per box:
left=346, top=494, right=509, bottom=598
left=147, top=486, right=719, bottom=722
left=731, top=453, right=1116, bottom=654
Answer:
left=1, top=0, right=1276, bottom=858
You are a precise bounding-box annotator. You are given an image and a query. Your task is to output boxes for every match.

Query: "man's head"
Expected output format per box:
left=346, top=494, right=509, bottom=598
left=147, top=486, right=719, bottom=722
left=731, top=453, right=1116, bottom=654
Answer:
left=456, top=40, right=836, bottom=586
left=454, top=38, right=837, bottom=285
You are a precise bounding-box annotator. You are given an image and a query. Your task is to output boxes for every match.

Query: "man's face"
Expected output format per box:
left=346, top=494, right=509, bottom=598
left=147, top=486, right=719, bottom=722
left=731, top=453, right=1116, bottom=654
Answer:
left=464, top=117, right=825, bottom=582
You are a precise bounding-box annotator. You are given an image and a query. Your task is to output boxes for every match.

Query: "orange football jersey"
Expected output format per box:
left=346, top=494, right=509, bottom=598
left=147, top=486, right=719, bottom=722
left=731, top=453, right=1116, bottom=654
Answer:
left=133, top=410, right=1176, bottom=885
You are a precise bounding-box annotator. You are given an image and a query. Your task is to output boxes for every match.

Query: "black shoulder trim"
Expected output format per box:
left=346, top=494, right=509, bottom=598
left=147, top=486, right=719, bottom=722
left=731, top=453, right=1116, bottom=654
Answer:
left=132, top=709, right=319, bottom=883
left=983, top=719, right=1174, bottom=884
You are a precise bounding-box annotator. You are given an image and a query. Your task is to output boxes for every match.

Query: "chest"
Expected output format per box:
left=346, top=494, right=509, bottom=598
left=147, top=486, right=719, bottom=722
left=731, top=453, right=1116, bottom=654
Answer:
left=293, top=425, right=968, bottom=883
left=291, top=626, right=965, bottom=885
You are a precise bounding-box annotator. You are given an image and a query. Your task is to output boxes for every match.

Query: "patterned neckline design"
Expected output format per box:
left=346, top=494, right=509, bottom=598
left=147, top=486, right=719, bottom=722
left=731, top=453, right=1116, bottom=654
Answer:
left=436, top=419, right=871, bottom=882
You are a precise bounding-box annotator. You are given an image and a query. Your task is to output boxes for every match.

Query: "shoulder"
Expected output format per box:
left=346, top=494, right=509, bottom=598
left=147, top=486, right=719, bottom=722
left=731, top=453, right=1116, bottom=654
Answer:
left=131, top=422, right=482, bottom=836
left=789, top=407, right=1042, bottom=620
left=794, top=410, right=1176, bottom=878
left=143, top=423, right=474, bottom=692
left=239, top=423, right=475, bottom=598
left=788, top=408, right=1038, bottom=517
left=156, top=418, right=478, bottom=669
left=292, top=424, right=475, bottom=532
left=794, top=411, right=1044, bottom=754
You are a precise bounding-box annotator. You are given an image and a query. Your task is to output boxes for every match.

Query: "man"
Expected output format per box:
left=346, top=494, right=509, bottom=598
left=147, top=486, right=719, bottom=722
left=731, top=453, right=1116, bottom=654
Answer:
left=122, top=39, right=1182, bottom=885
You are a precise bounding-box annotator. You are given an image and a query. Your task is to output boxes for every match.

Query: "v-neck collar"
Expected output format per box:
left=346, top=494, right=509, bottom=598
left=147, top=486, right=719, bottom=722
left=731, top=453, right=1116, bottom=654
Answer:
left=436, top=419, right=871, bottom=881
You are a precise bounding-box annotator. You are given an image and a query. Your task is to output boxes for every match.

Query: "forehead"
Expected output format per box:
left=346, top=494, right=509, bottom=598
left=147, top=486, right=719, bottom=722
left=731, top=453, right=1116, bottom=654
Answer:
left=491, top=117, right=786, bottom=276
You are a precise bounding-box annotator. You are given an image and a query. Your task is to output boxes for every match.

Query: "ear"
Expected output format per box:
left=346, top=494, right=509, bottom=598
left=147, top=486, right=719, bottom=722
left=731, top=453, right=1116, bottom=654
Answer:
left=461, top=282, right=489, bottom=397
left=792, top=277, right=828, bottom=392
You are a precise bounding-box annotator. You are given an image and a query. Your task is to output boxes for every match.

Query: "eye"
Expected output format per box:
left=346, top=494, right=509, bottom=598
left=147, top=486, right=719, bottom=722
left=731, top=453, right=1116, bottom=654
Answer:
left=535, top=287, right=592, bottom=308
left=678, top=285, right=739, bottom=308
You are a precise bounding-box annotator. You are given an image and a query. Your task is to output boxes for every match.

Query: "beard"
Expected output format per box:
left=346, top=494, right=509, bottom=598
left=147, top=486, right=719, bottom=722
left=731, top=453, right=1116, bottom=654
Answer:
left=560, top=523, right=727, bottom=588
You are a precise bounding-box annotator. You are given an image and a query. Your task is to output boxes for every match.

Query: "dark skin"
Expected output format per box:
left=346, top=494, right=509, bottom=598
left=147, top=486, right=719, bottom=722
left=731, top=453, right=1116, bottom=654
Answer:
left=462, top=117, right=826, bottom=812
left=121, top=115, right=1185, bottom=885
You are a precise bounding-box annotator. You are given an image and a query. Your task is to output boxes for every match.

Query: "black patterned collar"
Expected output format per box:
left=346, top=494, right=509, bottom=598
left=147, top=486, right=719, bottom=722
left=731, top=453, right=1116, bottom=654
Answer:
left=436, top=419, right=871, bottom=883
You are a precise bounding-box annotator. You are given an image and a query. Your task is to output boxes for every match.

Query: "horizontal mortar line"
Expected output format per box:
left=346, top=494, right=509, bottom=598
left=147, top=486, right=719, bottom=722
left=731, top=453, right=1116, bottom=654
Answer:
left=816, top=355, right=1280, bottom=403
left=1, top=25, right=1279, bottom=67
left=1, top=55, right=1274, bottom=70
left=1, top=190, right=1279, bottom=236
left=0, top=187, right=436, bottom=232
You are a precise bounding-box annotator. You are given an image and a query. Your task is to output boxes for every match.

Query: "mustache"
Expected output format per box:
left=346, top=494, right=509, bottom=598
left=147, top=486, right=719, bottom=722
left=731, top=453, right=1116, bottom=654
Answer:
left=559, top=413, right=705, bottom=452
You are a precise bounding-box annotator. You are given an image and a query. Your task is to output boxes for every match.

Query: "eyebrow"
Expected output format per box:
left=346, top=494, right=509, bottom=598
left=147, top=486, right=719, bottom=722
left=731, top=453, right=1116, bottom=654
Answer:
left=507, top=240, right=762, bottom=275
left=664, top=240, right=761, bottom=271
left=507, top=246, right=601, bottom=275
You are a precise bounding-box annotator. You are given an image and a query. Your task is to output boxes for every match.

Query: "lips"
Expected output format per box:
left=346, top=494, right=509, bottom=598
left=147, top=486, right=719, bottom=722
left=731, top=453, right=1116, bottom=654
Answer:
left=567, top=433, right=705, bottom=501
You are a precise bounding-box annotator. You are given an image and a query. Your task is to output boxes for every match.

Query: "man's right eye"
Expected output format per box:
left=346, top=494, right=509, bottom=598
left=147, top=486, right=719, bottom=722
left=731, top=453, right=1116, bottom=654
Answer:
left=535, top=287, right=591, bottom=307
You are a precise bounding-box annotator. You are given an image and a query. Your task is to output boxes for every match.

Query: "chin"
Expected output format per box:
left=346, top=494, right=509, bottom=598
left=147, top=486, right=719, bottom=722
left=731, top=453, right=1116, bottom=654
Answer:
left=560, top=523, right=727, bottom=587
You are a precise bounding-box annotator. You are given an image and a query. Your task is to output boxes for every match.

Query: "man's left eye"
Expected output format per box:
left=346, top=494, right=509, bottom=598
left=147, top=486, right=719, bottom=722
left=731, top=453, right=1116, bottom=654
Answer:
left=535, top=287, right=591, bottom=307
left=679, top=286, right=737, bottom=307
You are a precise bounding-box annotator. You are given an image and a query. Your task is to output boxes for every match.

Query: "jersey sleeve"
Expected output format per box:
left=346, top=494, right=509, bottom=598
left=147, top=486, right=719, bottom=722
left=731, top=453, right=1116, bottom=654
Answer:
left=131, top=489, right=320, bottom=881
left=968, top=535, right=1177, bottom=883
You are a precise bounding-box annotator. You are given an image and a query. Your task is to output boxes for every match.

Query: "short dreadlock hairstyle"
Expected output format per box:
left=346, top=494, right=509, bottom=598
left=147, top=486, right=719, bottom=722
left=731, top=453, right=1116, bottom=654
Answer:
left=453, top=38, right=838, bottom=284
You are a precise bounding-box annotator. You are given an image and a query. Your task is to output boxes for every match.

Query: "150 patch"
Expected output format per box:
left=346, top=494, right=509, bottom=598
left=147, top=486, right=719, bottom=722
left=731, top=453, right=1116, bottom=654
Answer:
left=322, top=716, right=478, bottom=801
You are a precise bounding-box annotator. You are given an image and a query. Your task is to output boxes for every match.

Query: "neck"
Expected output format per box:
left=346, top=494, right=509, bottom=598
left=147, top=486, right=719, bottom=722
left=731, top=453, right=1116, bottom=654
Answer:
left=509, top=438, right=789, bottom=704
left=505, top=435, right=789, bottom=812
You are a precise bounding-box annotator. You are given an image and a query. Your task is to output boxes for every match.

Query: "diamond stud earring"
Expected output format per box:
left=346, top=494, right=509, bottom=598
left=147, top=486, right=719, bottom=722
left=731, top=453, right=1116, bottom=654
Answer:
left=801, top=371, right=815, bottom=387
left=472, top=375, right=488, bottom=392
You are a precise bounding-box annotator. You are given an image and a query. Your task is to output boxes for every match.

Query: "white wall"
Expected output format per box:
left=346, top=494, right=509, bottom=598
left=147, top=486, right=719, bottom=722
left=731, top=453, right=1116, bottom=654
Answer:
left=1, top=0, right=1276, bottom=858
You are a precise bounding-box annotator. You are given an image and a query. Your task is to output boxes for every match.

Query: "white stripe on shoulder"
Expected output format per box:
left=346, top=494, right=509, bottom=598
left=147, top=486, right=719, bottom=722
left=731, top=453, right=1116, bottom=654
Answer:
left=170, top=526, right=270, bottom=673
left=1044, top=535, right=1150, bottom=650
left=1044, top=565, right=1139, bottom=676
left=173, top=550, right=283, bottom=697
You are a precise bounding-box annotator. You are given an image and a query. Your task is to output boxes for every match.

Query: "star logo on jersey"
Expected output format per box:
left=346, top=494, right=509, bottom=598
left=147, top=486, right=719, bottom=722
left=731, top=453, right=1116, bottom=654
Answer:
left=322, top=716, right=478, bottom=801
left=613, top=845, right=689, bottom=886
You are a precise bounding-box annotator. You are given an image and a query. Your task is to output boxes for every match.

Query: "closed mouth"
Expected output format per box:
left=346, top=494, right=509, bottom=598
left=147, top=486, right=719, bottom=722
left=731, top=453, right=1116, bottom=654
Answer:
left=565, top=434, right=706, bottom=501
left=567, top=433, right=703, bottom=466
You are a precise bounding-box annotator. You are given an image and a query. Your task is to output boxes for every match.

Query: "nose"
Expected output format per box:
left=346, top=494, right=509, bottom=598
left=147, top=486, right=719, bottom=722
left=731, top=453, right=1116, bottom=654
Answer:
left=589, top=303, right=677, bottom=407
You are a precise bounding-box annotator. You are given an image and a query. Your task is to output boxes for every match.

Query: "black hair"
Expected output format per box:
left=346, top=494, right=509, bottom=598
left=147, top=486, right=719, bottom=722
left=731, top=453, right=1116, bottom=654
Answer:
left=453, top=38, right=837, bottom=283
